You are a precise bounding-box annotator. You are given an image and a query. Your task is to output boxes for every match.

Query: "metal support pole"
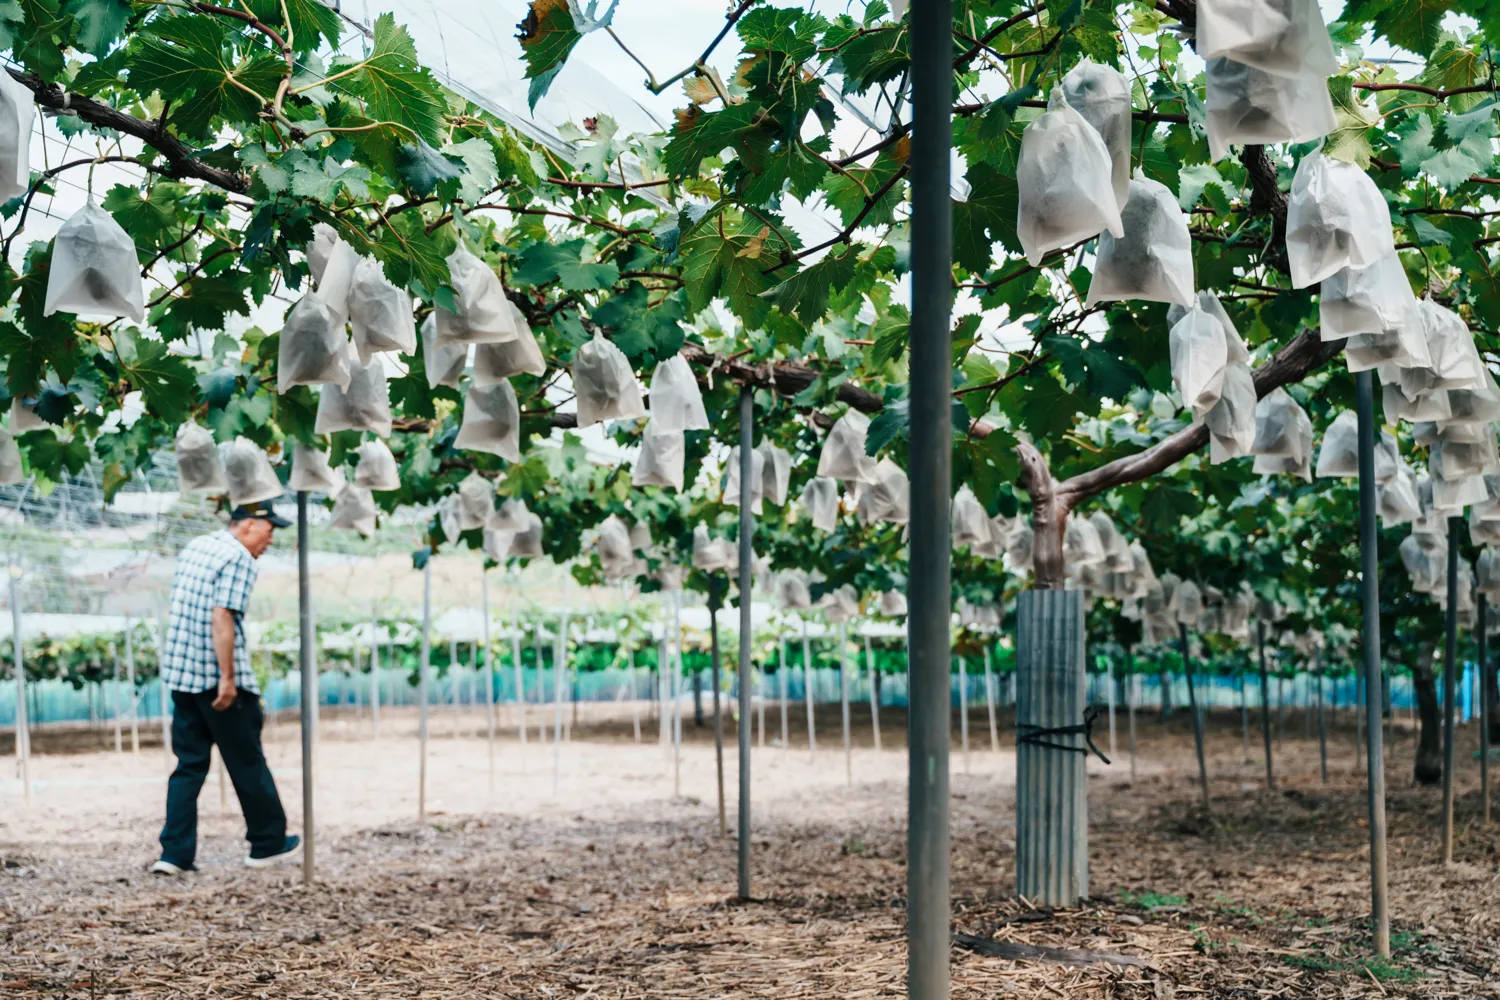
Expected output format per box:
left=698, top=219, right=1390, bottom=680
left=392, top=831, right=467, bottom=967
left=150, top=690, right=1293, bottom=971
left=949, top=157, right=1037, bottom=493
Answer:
left=449, top=636, right=460, bottom=738
left=957, top=655, right=969, bottom=774
left=155, top=604, right=170, bottom=775
left=1355, top=369, right=1390, bottom=957
left=737, top=383, right=753, bottom=901
left=1257, top=621, right=1274, bottom=790
left=802, top=619, right=816, bottom=757
left=297, top=491, right=316, bottom=883
left=839, top=620, right=852, bottom=786
left=482, top=569, right=495, bottom=795
left=908, top=0, right=953, bottom=992
left=710, top=601, right=726, bottom=836
left=780, top=637, right=789, bottom=752
left=673, top=591, right=683, bottom=796
left=418, top=557, right=431, bottom=822
left=369, top=609, right=381, bottom=738
left=9, top=566, right=29, bottom=805
left=111, top=642, right=122, bottom=754
left=1482, top=594, right=1492, bottom=824
left=553, top=608, right=568, bottom=797
left=1442, top=515, right=1459, bottom=865
left=1179, top=624, right=1210, bottom=809
left=513, top=620, right=526, bottom=767
left=867, top=633, right=883, bottom=752
left=1317, top=652, right=1328, bottom=785
left=1104, top=652, right=1116, bottom=760
left=125, top=620, right=139, bottom=754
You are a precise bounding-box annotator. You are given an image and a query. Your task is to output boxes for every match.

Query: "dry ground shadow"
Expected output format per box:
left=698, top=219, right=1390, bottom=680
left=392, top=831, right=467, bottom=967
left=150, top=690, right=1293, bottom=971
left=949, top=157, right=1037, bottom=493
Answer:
left=2, top=713, right=1498, bottom=999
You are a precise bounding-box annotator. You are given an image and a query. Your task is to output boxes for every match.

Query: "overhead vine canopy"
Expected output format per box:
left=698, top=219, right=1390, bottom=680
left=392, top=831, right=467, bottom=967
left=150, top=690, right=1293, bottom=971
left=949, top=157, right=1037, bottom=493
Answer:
left=0, top=0, right=1495, bottom=612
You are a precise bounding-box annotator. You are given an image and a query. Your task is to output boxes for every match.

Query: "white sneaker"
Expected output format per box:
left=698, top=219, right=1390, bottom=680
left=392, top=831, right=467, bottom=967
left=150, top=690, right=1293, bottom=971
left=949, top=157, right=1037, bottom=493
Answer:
left=150, top=859, right=191, bottom=875
left=244, top=834, right=301, bottom=869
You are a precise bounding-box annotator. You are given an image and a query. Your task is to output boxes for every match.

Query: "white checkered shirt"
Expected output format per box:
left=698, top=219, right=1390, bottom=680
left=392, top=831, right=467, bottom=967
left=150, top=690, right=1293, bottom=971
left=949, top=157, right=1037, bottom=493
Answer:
left=161, top=530, right=260, bottom=694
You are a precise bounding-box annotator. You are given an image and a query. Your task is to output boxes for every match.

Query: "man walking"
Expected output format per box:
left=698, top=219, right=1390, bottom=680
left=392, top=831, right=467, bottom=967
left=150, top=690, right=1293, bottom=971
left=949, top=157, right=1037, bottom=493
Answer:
left=152, top=502, right=301, bottom=874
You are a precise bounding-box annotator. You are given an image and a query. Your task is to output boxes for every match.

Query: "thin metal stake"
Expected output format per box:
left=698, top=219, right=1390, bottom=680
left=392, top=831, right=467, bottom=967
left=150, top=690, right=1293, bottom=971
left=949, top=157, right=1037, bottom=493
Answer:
left=779, top=637, right=789, bottom=753
left=1179, top=624, right=1210, bottom=809
left=984, top=643, right=999, bottom=754
left=803, top=619, right=816, bottom=758
left=297, top=491, right=316, bottom=883
left=1257, top=621, right=1274, bottom=790
left=9, top=566, right=29, bottom=805
left=1478, top=595, right=1489, bottom=825
left=417, top=557, right=431, bottom=822
left=840, top=620, right=852, bottom=786
left=736, top=383, right=753, bottom=901
left=710, top=601, right=726, bottom=836
left=1442, top=515, right=1459, bottom=865
left=482, top=569, right=495, bottom=795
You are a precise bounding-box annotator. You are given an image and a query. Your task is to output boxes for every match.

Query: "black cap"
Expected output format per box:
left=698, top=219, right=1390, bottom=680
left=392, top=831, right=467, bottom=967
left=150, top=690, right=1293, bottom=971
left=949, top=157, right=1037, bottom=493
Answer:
left=230, top=502, right=293, bottom=528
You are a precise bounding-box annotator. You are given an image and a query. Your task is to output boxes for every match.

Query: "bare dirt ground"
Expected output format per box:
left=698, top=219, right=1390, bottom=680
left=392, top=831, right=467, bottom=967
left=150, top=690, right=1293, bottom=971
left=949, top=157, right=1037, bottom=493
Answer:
left=2, top=701, right=1498, bottom=998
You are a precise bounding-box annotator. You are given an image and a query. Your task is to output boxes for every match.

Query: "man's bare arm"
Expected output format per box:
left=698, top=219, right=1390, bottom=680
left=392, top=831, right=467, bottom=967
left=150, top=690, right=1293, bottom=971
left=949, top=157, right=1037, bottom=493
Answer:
left=211, top=607, right=237, bottom=711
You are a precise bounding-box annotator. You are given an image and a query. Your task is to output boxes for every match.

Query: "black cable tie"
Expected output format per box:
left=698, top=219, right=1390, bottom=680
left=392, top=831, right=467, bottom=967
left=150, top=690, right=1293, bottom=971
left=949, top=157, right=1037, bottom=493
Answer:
left=1017, top=704, right=1111, bottom=765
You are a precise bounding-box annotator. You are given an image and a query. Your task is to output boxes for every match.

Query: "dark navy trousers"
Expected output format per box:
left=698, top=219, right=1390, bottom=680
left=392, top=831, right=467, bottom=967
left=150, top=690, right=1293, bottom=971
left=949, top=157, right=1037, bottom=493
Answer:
left=159, top=689, right=286, bottom=866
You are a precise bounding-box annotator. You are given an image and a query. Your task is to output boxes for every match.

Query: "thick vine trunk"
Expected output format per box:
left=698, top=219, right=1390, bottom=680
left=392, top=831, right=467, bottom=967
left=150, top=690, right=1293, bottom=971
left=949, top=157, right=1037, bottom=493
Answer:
left=1017, top=442, right=1070, bottom=588
left=1413, top=649, right=1442, bottom=786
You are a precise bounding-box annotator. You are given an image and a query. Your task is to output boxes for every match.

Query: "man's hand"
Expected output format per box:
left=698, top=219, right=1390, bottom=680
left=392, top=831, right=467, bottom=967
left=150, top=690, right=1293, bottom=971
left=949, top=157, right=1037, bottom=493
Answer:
left=211, top=606, right=238, bottom=711
left=212, top=676, right=237, bottom=711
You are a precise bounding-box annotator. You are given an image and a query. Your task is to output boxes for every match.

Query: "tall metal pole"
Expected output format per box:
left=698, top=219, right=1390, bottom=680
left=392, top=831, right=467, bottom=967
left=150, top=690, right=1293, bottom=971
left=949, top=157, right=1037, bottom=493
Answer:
left=840, top=620, right=852, bottom=785
left=297, top=492, right=316, bottom=883
left=1442, top=515, right=1459, bottom=865
left=418, top=557, right=431, bottom=821
left=482, top=569, right=495, bottom=795
left=1256, top=621, right=1274, bottom=789
left=553, top=608, right=568, bottom=797
left=908, top=1, right=952, bottom=995
left=368, top=608, right=381, bottom=737
left=710, top=601, right=726, bottom=836
left=1479, top=594, right=1489, bottom=825
left=155, top=603, right=170, bottom=775
left=736, top=384, right=753, bottom=901
left=126, top=619, right=139, bottom=753
left=1179, top=624, right=1210, bottom=809
left=673, top=590, right=683, bottom=796
left=1355, top=369, right=1390, bottom=957
left=779, top=636, right=789, bottom=752
left=802, top=619, right=816, bottom=757
left=9, top=566, right=29, bottom=805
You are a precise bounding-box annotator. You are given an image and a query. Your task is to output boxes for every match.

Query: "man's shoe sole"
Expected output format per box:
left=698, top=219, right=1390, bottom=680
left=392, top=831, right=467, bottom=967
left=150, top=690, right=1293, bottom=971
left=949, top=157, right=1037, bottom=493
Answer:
left=150, top=860, right=190, bottom=875
left=244, top=845, right=301, bottom=869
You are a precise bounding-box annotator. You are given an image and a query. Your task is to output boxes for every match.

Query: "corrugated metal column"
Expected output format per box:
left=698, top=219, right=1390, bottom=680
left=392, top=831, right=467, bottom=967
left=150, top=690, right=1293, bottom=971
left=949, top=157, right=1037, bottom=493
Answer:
left=1015, top=590, right=1087, bottom=906
left=907, top=0, right=953, bottom=994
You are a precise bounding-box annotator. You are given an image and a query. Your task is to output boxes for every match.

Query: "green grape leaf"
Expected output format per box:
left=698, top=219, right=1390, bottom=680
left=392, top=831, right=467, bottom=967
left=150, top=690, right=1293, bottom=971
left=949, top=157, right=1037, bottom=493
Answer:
left=63, top=0, right=130, bottom=56
left=952, top=162, right=1019, bottom=275
left=513, top=238, right=621, bottom=291
left=516, top=0, right=581, bottom=111
left=765, top=242, right=859, bottom=327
